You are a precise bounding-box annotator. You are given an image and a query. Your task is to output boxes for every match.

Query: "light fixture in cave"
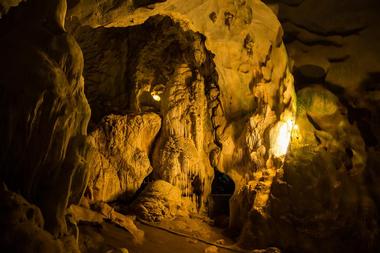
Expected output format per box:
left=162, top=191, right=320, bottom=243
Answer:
left=151, top=84, right=165, bottom=102
left=152, top=94, right=161, bottom=101
left=272, top=119, right=295, bottom=157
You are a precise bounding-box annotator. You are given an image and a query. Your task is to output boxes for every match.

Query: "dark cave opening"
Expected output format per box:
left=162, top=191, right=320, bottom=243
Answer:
left=128, top=172, right=155, bottom=205
left=209, top=170, right=235, bottom=227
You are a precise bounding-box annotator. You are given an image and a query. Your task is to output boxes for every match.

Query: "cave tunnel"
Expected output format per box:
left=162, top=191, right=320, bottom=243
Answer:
left=209, top=170, right=235, bottom=227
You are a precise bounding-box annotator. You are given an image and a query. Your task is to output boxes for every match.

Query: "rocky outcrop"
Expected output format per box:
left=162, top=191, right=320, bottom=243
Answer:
left=0, top=0, right=92, bottom=236
left=265, top=0, right=380, bottom=167
left=259, top=1, right=380, bottom=251
left=0, top=183, right=80, bottom=253
left=0, top=0, right=22, bottom=17
left=131, top=180, right=187, bottom=222
left=5, top=1, right=377, bottom=253
left=68, top=0, right=296, bottom=225
left=69, top=203, right=144, bottom=244
left=150, top=62, right=215, bottom=213
left=239, top=86, right=377, bottom=252
left=73, top=15, right=218, bottom=212
left=86, top=113, right=161, bottom=202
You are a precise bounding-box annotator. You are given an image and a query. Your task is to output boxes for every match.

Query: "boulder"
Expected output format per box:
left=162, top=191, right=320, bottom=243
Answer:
left=132, top=180, right=187, bottom=222
left=87, top=112, right=161, bottom=202
left=0, top=183, right=80, bottom=253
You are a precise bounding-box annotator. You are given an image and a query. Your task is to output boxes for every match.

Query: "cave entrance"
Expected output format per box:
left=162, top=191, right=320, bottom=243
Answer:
left=209, top=170, right=235, bottom=227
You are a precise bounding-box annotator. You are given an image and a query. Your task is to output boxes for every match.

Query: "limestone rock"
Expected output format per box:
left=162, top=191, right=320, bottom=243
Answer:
left=0, top=0, right=92, bottom=236
left=69, top=0, right=296, bottom=222
left=294, top=85, right=366, bottom=176
left=132, top=180, right=187, bottom=222
left=73, top=16, right=217, bottom=212
left=0, top=0, right=22, bottom=17
left=239, top=86, right=377, bottom=252
left=87, top=112, right=161, bottom=202
left=69, top=203, right=144, bottom=244
left=272, top=0, right=380, bottom=150
left=151, top=64, right=215, bottom=213
left=263, top=1, right=380, bottom=251
left=0, top=184, right=80, bottom=253
left=204, top=245, right=218, bottom=253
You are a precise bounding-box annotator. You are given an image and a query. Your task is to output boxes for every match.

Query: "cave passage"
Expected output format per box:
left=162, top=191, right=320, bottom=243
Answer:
left=209, top=170, right=235, bottom=223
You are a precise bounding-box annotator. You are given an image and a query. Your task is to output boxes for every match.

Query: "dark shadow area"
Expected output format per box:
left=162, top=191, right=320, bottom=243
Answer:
left=361, top=72, right=380, bottom=91
left=133, top=0, right=166, bottom=8
left=293, top=64, right=326, bottom=89
left=208, top=170, right=235, bottom=227
left=128, top=172, right=155, bottom=205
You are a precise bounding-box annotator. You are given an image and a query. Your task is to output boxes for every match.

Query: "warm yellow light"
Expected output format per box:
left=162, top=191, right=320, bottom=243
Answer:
left=152, top=94, right=161, bottom=101
left=272, top=119, right=294, bottom=157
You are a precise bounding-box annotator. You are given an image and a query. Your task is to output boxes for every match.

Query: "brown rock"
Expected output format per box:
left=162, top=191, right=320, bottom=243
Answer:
left=0, top=184, right=79, bottom=253
left=204, top=245, right=218, bottom=253
left=132, top=180, right=187, bottom=222
left=87, top=113, right=161, bottom=202
left=0, top=0, right=92, bottom=236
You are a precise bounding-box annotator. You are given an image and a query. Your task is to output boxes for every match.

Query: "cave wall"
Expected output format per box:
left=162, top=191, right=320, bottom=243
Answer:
left=1, top=0, right=379, bottom=252
left=258, top=0, right=380, bottom=251
left=0, top=0, right=93, bottom=240
left=68, top=0, right=297, bottom=238
left=71, top=16, right=219, bottom=213
left=77, top=0, right=380, bottom=251
left=262, top=0, right=380, bottom=149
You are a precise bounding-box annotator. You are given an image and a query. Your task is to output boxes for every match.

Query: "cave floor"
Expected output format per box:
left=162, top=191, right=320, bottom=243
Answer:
left=79, top=216, right=239, bottom=253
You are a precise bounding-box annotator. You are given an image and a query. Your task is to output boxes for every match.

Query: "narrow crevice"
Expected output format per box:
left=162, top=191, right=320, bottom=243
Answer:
left=209, top=169, right=235, bottom=227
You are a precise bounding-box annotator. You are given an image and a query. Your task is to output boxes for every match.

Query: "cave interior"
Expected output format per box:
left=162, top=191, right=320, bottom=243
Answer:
left=0, top=0, right=380, bottom=253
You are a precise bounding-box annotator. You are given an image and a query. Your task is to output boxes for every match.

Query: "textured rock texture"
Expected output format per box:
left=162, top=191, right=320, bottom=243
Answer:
left=264, top=0, right=380, bottom=153
left=131, top=180, right=187, bottom=222
left=87, top=113, right=161, bottom=202
left=0, top=0, right=22, bottom=17
left=2, top=0, right=378, bottom=253
left=261, top=1, right=380, bottom=251
left=72, top=15, right=217, bottom=212
left=69, top=203, right=144, bottom=244
left=0, top=0, right=92, bottom=237
left=68, top=0, right=296, bottom=223
left=150, top=62, right=215, bottom=213
left=0, top=184, right=80, bottom=253
left=239, top=86, right=376, bottom=252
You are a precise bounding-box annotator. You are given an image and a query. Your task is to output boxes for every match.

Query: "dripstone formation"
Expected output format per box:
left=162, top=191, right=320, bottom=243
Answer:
left=0, top=0, right=379, bottom=252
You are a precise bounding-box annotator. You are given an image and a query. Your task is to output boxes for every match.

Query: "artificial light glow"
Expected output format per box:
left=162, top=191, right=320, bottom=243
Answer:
left=272, top=119, right=294, bottom=157
left=152, top=94, right=161, bottom=101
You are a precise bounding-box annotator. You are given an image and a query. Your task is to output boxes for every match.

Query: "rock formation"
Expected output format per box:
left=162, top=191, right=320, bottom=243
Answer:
left=0, top=0, right=93, bottom=238
left=87, top=113, right=161, bottom=202
left=238, top=85, right=375, bottom=252
left=0, top=183, right=80, bottom=253
left=131, top=180, right=188, bottom=222
left=68, top=0, right=296, bottom=228
left=1, top=0, right=379, bottom=252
